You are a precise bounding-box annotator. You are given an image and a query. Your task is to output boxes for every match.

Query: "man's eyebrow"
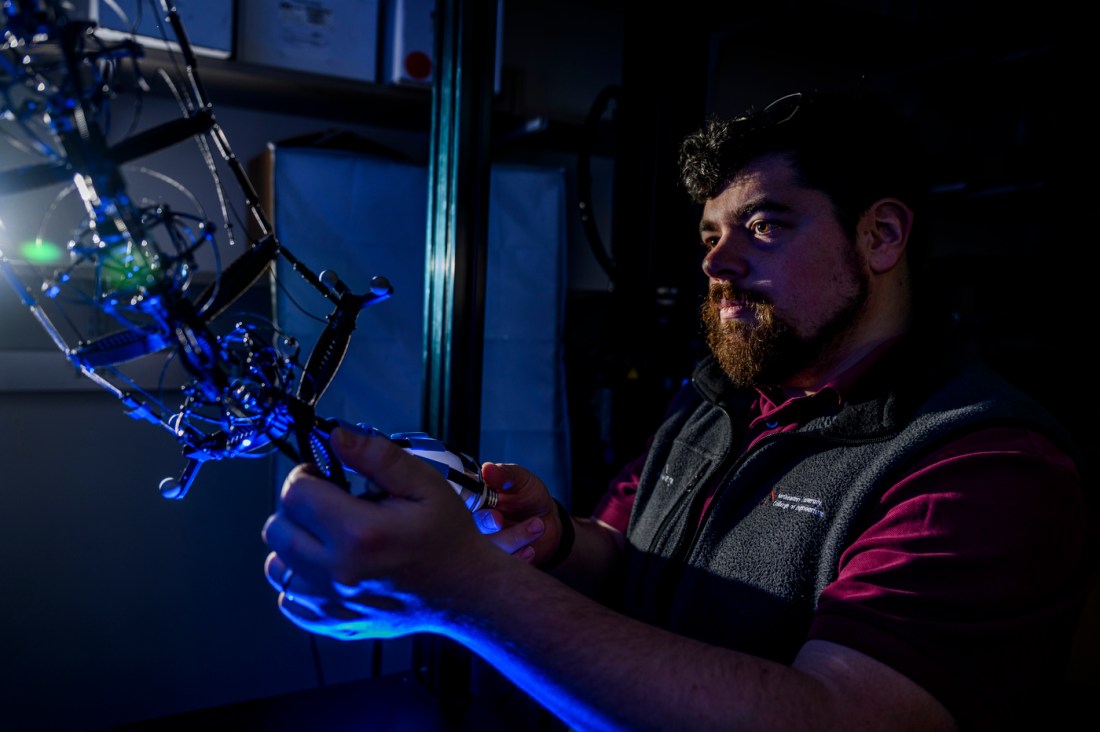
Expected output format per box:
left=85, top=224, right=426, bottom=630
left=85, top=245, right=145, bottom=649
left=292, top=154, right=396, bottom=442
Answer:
left=699, top=219, right=720, bottom=235
left=699, top=199, right=794, bottom=234
left=735, top=198, right=793, bottom=221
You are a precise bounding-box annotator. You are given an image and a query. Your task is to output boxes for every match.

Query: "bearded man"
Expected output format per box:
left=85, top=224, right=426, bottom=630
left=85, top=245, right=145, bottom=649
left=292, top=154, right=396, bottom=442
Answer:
left=262, top=91, right=1094, bottom=731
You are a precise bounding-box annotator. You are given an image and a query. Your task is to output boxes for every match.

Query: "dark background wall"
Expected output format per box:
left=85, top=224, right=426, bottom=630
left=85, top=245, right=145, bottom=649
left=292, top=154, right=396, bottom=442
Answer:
left=0, top=1, right=1091, bottom=730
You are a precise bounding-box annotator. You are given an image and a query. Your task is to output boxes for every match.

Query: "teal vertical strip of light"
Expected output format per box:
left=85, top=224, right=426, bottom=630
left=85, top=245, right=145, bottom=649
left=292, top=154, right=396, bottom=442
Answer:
left=421, top=0, right=496, bottom=455
left=422, top=0, right=456, bottom=442
left=417, top=0, right=499, bottom=711
left=422, top=132, right=444, bottom=436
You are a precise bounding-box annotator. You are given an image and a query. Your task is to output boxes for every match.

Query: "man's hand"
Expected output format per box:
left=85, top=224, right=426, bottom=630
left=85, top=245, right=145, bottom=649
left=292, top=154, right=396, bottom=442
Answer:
left=261, top=427, right=495, bottom=640
left=475, top=462, right=565, bottom=566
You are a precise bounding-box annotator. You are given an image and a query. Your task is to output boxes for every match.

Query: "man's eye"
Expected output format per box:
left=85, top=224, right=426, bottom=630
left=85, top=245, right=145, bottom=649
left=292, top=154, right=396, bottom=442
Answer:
left=701, top=236, right=719, bottom=250
left=751, top=221, right=775, bottom=235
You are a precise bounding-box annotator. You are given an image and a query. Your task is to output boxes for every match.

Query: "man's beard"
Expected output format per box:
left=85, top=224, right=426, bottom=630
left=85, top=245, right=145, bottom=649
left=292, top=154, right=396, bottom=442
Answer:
left=701, top=269, right=869, bottom=388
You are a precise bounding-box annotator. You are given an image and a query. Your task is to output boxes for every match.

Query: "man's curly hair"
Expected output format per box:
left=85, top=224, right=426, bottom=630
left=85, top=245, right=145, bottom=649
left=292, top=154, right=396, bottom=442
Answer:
left=678, top=90, right=928, bottom=240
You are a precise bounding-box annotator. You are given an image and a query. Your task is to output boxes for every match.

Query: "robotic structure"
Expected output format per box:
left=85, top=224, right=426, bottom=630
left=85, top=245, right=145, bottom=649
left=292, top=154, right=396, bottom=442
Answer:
left=0, top=0, right=495, bottom=511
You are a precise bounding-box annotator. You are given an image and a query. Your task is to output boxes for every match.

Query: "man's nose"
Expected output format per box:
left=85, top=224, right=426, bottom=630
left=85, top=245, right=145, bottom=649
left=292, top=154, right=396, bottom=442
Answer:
left=702, top=235, right=748, bottom=281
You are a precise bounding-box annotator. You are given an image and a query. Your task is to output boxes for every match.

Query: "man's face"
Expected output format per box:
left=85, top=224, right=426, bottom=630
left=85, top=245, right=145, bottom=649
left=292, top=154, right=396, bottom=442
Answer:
left=698, top=154, right=869, bottom=388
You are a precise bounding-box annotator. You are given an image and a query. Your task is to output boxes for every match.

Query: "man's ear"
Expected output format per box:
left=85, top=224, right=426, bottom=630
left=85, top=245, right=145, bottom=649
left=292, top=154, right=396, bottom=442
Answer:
left=859, top=198, right=914, bottom=274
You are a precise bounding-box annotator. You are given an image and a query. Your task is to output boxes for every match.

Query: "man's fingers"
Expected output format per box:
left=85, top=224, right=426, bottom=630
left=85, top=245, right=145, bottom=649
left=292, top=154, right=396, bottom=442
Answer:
left=330, top=428, right=453, bottom=502
left=264, top=551, right=291, bottom=592
left=481, top=462, right=514, bottom=491
left=474, top=508, right=503, bottom=534
left=276, top=463, right=351, bottom=522
left=262, top=489, right=335, bottom=575
left=263, top=550, right=332, bottom=598
left=487, top=516, right=546, bottom=554
left=483, top=462, right=533, bottom=492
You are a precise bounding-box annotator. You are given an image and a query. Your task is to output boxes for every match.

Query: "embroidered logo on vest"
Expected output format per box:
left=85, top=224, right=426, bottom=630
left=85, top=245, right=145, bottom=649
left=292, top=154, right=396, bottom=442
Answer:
left=767, top=489, right=825, bottom=518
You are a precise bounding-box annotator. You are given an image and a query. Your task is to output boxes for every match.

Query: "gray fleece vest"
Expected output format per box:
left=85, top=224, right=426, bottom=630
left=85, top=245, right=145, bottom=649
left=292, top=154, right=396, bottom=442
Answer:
left=621, top=345, right=1074, bottom=664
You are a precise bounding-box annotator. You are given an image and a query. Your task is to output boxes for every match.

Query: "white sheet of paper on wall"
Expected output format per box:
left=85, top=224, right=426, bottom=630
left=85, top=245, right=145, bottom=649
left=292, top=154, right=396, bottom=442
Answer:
left=237, top=0, right=380, bottom=83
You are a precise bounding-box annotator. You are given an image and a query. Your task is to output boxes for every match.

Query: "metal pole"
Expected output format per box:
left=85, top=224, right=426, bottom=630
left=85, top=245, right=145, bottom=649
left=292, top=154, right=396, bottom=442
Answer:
left=417, top=0, right=498, bottom=715
left=421, top=0, right=496, bottom=456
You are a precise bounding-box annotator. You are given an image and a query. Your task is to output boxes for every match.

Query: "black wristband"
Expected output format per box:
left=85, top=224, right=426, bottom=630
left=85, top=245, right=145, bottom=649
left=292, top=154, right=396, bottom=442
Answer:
left=540, top=499, right=576, bottom=571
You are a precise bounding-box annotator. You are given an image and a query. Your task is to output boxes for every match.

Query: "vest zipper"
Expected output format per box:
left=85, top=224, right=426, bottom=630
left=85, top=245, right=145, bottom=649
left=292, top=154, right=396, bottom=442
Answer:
left=647, top=397, right=747, bottom=624
left=652, top=453, right=738, bottom=625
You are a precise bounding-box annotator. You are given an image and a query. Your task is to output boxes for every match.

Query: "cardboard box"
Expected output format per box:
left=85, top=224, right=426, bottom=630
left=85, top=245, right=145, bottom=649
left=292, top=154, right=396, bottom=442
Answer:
left=90, top=0, right=235, bottom=59
left=237, top=0, right=380, bottom=83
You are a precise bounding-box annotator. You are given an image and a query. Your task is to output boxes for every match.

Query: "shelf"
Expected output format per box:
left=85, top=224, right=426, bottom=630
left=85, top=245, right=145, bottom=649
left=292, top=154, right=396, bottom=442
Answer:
left=146, top=52, right=435, bottom=129
left=131, top=51, right=609, bottom=160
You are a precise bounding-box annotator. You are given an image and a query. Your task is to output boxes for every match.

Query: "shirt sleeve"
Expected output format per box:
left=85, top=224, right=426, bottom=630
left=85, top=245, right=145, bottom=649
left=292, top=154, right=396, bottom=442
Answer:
left=592, top=447, right=648, bottom=532
left=809, top=426, right=1094, bottom=727
left=590, top=379, right=697, bottom=531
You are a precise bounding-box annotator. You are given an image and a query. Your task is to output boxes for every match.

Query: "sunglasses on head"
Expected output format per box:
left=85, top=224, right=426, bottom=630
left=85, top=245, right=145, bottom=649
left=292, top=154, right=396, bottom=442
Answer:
left=733, top=92, right=805, bottom=126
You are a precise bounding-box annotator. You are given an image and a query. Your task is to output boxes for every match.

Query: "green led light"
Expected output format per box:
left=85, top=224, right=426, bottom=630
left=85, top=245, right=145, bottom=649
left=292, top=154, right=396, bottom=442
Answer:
left=19, top=240, right=63, bottom=263
left=99, top=241, right=161, bottom=292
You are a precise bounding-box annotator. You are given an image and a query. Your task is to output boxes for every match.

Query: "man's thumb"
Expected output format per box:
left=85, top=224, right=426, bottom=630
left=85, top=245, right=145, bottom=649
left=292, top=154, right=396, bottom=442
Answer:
left=330, top=428, right=447, bottom=501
